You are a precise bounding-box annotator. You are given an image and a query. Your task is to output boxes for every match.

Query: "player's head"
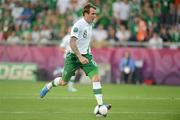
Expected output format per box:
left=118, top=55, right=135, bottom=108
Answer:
left=83, top=3, right=97, bottom=23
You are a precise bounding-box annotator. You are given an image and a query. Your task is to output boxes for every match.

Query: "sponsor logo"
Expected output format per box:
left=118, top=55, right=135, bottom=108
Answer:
left=0, top=63, right=37, bottom=81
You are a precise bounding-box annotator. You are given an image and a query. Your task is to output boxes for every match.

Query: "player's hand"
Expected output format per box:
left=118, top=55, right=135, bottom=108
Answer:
left=78, top=55, right=89, bottom=64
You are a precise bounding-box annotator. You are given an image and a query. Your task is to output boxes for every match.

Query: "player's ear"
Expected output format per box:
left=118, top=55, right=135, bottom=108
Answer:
left=84, top=12, right=89, bottom=17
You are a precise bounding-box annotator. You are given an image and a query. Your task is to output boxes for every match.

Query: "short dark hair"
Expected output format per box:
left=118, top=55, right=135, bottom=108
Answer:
left=83, top=3, right=96, bottom=16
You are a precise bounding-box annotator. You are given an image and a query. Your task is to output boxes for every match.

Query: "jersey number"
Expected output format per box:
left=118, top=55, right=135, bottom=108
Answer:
left=83, top=30, right=87, bottom=38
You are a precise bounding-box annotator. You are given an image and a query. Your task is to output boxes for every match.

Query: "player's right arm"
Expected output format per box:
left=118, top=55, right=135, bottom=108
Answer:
left=70, top=36, right=89, bottom=64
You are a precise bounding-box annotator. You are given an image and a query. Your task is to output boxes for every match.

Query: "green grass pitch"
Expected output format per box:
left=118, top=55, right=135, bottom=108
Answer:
left=0, top=80, right=180, bottom=120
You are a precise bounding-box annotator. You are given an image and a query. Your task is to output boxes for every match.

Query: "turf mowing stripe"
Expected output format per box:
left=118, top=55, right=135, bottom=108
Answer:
left=0, top=96, right=180, bottom=100
left=0, top=111, right=179, bottom=115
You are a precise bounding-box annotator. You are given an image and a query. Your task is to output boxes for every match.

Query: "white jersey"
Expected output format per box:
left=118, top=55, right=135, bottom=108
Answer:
left=60, top=34, right=71, bottom=58
left=70, top=17, right=93, bottom=54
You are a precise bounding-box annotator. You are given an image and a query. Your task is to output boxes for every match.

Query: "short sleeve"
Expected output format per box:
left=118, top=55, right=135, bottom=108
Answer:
left=60, top=37, right=66, bottom=48
left=60, top=34, right=70, bottom=48
left=70, top=24, right=80, bottom=38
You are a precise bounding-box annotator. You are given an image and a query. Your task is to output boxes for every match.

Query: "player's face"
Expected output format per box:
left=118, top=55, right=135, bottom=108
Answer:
left=88, top=8, right=96, bottom=23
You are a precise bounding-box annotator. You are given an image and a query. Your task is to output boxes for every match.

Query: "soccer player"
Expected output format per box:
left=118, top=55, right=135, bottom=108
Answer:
left=54, top=27, right=78, bottom=92
left=40, top=3, right=111, bottom=113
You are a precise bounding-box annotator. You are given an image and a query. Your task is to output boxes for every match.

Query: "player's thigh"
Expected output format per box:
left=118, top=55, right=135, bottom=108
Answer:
left=82, top=54, right=99, bottom=79
left=62, top=53, right=80, bottom=82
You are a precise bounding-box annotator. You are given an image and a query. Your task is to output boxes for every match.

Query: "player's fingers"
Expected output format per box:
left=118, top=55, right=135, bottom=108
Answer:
left=83, top=61, right=88, bottom=64
left=82, top=59, right=89, bottom=64
left=85, top=59, right=89, bottom=64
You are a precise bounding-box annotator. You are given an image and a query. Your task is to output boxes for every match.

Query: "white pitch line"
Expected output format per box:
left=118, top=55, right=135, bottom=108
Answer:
left=0, top=96, right=180, bottom=100
left=0, top=111, right=179, bottom=115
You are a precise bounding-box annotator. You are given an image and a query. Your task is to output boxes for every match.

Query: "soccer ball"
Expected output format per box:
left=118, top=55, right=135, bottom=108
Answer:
left=94, top=105, right=108, bottom=117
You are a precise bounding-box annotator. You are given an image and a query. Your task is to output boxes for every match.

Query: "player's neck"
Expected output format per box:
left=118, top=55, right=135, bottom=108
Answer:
left=83, top=17, right=91, bottom=24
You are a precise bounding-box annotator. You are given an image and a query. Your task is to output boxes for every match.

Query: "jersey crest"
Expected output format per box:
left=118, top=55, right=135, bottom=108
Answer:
left=73, top=27, right=78, bottom=32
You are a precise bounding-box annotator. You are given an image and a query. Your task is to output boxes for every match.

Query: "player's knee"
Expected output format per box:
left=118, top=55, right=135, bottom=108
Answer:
left=92, top=74, right=100, bottom=82
left=60, top=80, right=67, bottom=86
